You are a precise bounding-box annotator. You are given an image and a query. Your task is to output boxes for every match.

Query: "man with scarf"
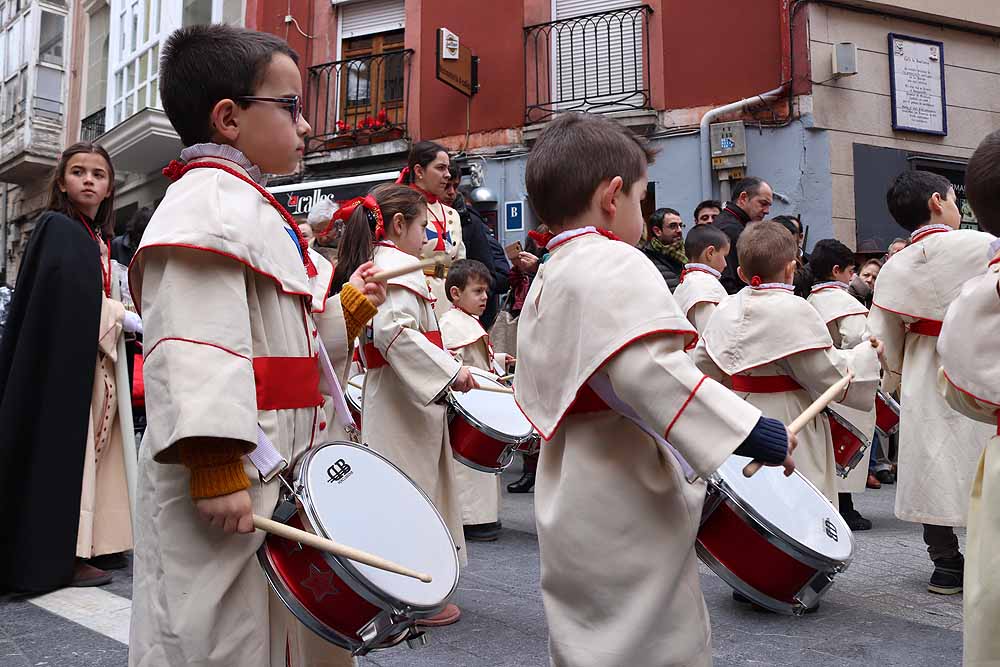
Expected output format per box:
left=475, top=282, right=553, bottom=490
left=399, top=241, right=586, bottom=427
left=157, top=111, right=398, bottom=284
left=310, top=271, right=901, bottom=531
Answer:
left=640, top=208, right=687, bottom=291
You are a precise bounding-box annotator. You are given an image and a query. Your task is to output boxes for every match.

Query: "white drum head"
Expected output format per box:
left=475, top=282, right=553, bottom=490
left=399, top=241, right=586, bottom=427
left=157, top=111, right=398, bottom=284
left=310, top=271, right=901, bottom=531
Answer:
left=300, top=442, right=459, bottom=608
left=450, top=368, right=533, bottom=441
left=715, top=455, right=853, bottom=563
left=345, top=374, right=364, bottom=411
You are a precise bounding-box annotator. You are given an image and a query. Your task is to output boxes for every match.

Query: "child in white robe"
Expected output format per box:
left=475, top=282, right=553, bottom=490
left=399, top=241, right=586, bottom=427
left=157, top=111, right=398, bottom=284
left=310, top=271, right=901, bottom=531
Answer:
left=672, top=223, right=730, bottom=333
left=805, top=239, right=877, bottom=531
left=128, top=25, right=384, bottom=667
left=515, top=112, right=796, bottom=667
left=937, top=128, right=1000, bottom=663
left=694, top=221, right=882, bottom=511
left=439, top=259, right=512, bottom=543
left=334, top=183, right=478, bottom=627
left=868, top=169, right=995, bottom=595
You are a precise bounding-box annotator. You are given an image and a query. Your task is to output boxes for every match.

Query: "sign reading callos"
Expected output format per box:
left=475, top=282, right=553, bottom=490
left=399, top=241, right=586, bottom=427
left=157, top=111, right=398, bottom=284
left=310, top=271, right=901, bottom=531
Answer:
left=436, top=27, right=479, bottom=97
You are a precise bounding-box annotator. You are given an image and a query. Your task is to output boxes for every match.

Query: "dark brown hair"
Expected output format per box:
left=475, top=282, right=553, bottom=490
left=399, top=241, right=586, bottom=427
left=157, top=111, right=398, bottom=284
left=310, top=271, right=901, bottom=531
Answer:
left=525, top=113, right=656, bottom=229
left=46, top=142, right=116, bottom=237
left=967, top=129, right=1000, bottom=236
left=403, top=140, right=448, bottom=184
left=331, top=184, right=425, bottom=294
left=885, top=170, right=953, bottom=232
left=160, top=24, right=298, bottom=146
left=445, top=259, right=492, bottom=300
left=737, top=220, right=798, bottom=282
left=684, top=223, right=729, bottom=260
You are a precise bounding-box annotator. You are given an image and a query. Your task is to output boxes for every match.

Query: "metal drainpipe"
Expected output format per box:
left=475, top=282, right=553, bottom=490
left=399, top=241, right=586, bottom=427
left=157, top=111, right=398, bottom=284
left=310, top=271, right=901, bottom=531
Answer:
left=1, top=184, right=7, bottom=285
left=699, top=85, right=788, bottom=202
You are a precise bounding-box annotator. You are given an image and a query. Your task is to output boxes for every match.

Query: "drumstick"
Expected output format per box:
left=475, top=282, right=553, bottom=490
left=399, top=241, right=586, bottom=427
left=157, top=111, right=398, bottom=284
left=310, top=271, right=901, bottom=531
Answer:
left=468, top=383, right=515, bottom=395
left=498, top=373, right=515, bottom=382
left=370, top=254, right=451, bottom=283
left=253, top=515, right=433, bottom=583
left=742, top=372, right=855, bottom=478
left=348, top=379, right=363, bottom=390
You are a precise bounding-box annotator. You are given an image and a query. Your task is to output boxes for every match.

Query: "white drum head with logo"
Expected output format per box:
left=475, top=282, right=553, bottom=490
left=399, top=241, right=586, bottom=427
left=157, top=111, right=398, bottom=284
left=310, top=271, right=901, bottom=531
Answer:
left=345, top=374, right=364, bottom=412
left=715, top=455, right=853, bottom=563
left=450, top=368, right=534, bottom=442
left=299, top=442, right=459, bottom=608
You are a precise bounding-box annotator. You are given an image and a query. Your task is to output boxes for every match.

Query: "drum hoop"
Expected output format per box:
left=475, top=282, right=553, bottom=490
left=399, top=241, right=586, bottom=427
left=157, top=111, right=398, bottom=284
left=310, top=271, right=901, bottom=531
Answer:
left=296, top=441, right=460, bottom=612
left=445, top=393, right=534, bottom=444
left=877, top=389, right=901, bottom=414
left=452, top=448, right=514, bottom=474
left=825, top=408, right=870, bottom=445
left=695, top=543, right=799, bottom=615
left=708, top=472, right=855, bottom=571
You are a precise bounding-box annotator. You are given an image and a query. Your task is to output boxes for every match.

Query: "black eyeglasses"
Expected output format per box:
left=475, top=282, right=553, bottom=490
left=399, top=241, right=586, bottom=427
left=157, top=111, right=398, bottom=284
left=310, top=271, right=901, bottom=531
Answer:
left=235, top=95, right=301, bottom=123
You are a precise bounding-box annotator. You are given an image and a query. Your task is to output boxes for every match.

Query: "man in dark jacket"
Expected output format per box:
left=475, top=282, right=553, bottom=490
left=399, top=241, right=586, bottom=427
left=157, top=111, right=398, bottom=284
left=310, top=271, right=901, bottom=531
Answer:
left=715, top=176, right=773, bottom=293
left=640, top=208, right=686, bottom=291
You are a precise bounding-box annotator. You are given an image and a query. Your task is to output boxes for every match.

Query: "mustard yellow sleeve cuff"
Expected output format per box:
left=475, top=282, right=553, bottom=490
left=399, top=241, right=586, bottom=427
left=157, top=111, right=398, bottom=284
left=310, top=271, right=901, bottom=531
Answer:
left=178, top=440, right=252, bottom=499
left=341, top=283, right=378, bottom=341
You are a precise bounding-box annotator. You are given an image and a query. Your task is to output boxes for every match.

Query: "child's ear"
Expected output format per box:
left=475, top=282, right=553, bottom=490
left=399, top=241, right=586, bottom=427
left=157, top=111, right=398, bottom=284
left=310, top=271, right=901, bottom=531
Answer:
left=210, top=99, right=240, bottom=143
left=391, top=211, right=406, bottom=236
left=737, top=266, right=749, bottom=285
left=448, top=285, right=461, bottom=301
left=599, top=176, right=624, bottom=217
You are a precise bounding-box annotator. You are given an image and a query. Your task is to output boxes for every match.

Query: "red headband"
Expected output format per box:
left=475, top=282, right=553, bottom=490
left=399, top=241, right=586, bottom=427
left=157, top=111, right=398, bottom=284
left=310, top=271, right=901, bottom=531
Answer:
left=335, top=195, right=386, bottom=240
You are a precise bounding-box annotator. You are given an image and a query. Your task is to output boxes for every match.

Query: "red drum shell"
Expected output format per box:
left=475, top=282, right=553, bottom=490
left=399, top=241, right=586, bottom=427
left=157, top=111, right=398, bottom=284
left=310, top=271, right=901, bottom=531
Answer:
left=875, top=392, right=900, bottom=437
left=827, top=411, right=867, bottom=477
left=449, top=417, right=513, bottom=473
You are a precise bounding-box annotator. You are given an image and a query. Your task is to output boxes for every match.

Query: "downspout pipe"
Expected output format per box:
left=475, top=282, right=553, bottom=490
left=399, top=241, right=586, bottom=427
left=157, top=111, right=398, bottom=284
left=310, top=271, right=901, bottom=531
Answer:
left=699, top=84, right=788, bottom=202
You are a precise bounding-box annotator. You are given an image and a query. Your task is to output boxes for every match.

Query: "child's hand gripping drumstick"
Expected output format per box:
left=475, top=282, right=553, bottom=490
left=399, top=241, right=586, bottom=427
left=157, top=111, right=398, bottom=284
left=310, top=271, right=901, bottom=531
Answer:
left=252, top=515, right=433, bottom=583
left=742, top=371, right=855, bottom=478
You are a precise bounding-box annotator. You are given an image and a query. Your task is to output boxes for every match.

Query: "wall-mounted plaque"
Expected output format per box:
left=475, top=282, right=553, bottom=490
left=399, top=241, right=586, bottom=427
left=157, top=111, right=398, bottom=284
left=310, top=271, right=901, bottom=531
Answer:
left=888, top=33, right=947, bottom=135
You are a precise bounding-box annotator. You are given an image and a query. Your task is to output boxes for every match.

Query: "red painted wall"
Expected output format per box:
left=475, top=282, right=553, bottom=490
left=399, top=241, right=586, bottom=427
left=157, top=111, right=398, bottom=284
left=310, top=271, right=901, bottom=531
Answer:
left=409, top=0, right=525, bottom=140
left=250, top=0, right=316, bottom=84
left=658, top=1, right=789, bottom=109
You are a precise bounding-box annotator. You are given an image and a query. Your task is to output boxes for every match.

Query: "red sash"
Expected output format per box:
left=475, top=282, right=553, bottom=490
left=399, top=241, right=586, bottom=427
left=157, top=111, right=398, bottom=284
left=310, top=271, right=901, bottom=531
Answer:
left=731, top=374, right=803, bottom=394
left=363, top=331, right=444, bottom=370
left=908, top=319, right=943, bottom=337
left=253, top=356, right=323, bottom=410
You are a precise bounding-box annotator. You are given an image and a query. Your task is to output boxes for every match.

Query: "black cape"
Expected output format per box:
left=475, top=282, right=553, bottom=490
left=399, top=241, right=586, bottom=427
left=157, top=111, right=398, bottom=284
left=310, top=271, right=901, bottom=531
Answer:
left=0, top=211, right=102, bottom=594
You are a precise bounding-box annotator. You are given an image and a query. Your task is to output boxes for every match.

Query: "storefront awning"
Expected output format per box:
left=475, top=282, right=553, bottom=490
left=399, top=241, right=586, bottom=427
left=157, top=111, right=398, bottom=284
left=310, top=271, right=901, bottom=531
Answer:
left=267, top=170, right=401, bottom=218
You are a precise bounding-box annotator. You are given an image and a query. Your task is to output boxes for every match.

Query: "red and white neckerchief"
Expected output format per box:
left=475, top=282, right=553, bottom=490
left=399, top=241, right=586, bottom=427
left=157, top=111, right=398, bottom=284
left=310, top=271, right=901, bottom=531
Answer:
left=910, top=224, right=952, bottom=243
left=810, top=280, right=848, bottom=294
left=546, top=226, right=621, bottom=252
left=408, top=184, right=451, bottom=251
left=77, top=215, right=111, bottom=297
left=749, top=282, right=795, bottom=292
left=680, top=262, right=720, bottom=283
left=374, top=240, right=398, bottom=250
left=161, top=158, right=318, bottom=278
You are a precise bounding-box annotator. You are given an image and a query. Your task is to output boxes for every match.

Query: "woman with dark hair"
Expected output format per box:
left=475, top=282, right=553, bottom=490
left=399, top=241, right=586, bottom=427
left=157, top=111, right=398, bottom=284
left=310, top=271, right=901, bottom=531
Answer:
left=397, top=141, right=465, bottom=316
left=0, top=142, right=140, bottom=593
left=111, top=206, right=153, bottom=266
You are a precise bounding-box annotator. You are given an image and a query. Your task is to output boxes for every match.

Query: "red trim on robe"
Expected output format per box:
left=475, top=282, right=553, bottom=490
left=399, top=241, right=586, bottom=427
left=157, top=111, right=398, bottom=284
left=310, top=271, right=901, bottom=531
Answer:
left=144, top=336, right=252, bottom=362
left=664, top=375, right=709, bottom=440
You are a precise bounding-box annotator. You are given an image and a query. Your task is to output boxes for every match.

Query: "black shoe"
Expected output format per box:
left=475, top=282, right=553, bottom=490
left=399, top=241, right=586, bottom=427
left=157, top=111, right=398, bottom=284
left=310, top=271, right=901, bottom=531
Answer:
left=507, top=471, right=535, bottom=494
left=87, top=552, right=129, bottom=571
left=928, top=556, right=964, bottom=595
left=840, top=508, right=872, bottom=531
left=463, top=522, right=501, bottom=542
left=875, top=469, right=896, bottom=485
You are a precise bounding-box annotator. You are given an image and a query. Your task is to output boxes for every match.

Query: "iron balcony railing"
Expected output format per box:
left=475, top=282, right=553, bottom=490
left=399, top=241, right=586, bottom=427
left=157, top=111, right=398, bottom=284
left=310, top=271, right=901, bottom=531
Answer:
left=305, top=49, right=413, bottom=154
left=524, top=5, right=653, bottom=124
left=80, top=108, right=105, bottom=142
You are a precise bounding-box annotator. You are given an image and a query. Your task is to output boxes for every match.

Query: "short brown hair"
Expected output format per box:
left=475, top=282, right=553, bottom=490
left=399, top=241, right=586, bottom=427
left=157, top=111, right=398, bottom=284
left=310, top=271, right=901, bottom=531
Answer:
left=967, top=129, right=1000, bottom=236
left=525, top=113, right=656, bottom=229
left=737, top=220, right=798, bottom=281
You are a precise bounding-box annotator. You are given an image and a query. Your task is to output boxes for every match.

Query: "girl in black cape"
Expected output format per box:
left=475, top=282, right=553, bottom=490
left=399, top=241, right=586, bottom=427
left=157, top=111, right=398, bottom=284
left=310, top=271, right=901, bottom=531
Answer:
left=0, top=142, right=125, bottom=593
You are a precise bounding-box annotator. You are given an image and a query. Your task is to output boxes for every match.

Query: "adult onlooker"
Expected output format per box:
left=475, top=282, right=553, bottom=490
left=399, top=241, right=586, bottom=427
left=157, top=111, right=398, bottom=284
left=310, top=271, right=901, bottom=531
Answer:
left=714, top=177, right=773, bottom=293
left=693, top=199, right=722, bottom=226
left=640, top=208, right=686, bottom=291
left=110, top=206, right=152, bottom=267
left=887, top=237, right=908, bottom=258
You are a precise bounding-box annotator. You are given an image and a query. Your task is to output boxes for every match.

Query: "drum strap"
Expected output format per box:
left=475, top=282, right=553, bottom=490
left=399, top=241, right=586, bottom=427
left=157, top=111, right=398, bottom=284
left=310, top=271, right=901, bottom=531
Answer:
left=246, top=342, right=361, bottom=483
left=587, top=373, right=697, bottom=484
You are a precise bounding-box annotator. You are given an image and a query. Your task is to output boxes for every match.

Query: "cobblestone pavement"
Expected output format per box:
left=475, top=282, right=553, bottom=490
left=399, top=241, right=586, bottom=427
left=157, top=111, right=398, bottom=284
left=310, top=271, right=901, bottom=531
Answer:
left=0, top=466, right=964, bottom=666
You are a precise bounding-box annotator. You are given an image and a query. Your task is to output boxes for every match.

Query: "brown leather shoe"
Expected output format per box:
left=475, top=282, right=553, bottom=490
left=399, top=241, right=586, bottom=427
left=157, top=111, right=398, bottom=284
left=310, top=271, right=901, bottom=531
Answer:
left=866, top=473, right=882, bottom=489
left=417, top=603, right=461, bottom=627
left=71, top=561, right=113, bottom=587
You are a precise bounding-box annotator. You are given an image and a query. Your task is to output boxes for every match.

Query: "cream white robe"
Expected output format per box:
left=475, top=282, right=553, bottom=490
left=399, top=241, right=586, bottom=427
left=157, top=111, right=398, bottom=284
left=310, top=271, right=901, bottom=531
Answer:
left=420, top=200, right=464, bottom=319
left=515, top=231, right=762, bottom=667
left=868, top=228, right=996, bottom=526
left=77, top=292, right=133, bottom=557
left=673, top=267, right=728, bottom=334
left=360, top=242, right=466, bottom=564
left=129, top=159, right=355, bottom=667
left=937, top=258, right=1000, bottom=666
left=439, top=307, right=503, bottom=526
left=807, top=284, right=876, bottom=493
left=695, top=287, right=880, bottom=506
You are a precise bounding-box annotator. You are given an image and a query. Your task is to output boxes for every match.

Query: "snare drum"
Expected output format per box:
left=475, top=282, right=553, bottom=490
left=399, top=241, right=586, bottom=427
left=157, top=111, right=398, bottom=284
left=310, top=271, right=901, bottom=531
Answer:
left=826, top=407, right=871, bottom=478
left=258, top=442, right=460, bottom=654
left=697, top=455, right=854, bottom=615
left=874, top=390, right=901, bottom=438
left=345, top=373, right=365, bottom=427
left=447, top=368, right=536, bottom=473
